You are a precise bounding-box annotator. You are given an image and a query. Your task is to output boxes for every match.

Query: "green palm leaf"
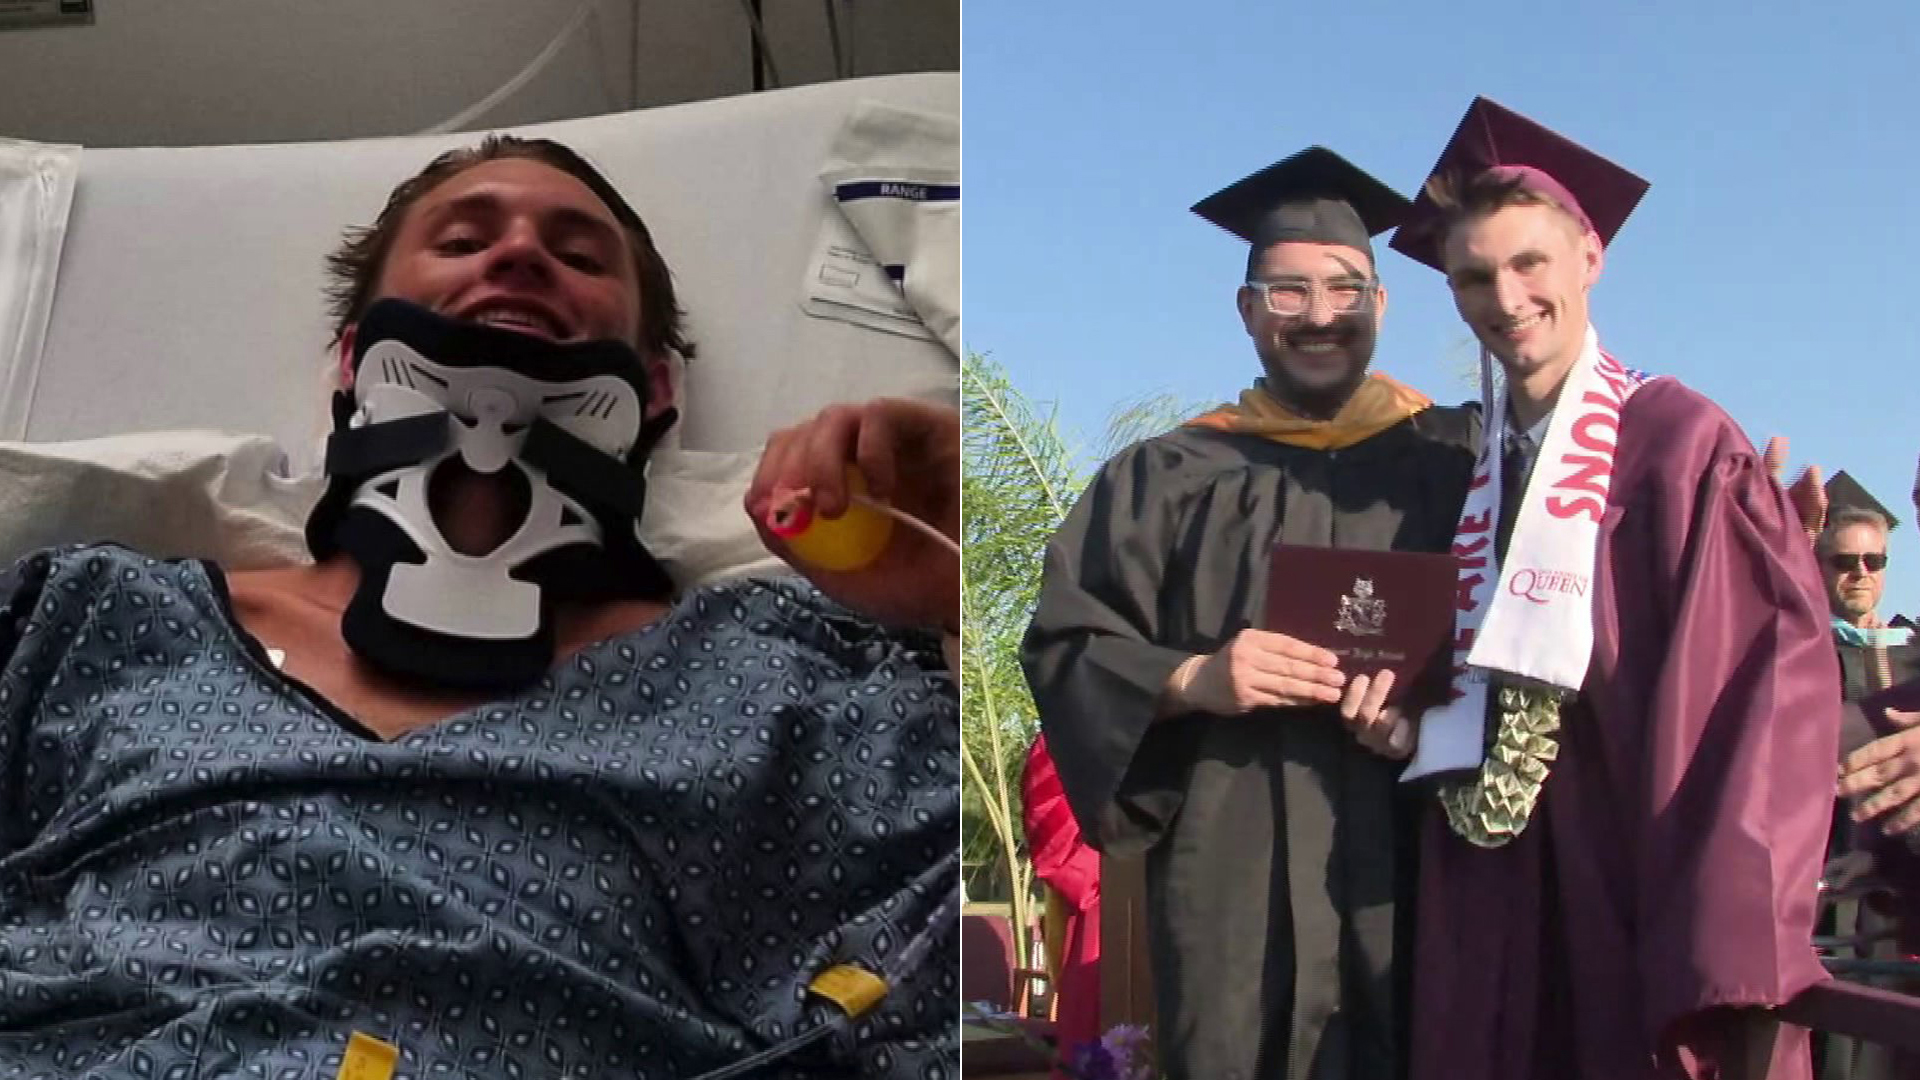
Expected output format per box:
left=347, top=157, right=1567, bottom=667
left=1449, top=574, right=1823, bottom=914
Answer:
left=959, top=352, right=1206, bottom=968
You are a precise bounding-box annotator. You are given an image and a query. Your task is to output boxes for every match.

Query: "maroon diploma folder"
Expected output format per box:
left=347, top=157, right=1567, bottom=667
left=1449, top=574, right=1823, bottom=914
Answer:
left=1262, top=543, right=1462, bottom=708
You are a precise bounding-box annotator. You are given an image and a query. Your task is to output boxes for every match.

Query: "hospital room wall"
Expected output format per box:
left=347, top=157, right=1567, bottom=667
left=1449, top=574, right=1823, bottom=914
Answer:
left=0, top=0, right=959, bottom=148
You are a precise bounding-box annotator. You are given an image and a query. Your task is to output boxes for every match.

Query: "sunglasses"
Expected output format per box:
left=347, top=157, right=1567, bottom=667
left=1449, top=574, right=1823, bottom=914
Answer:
left=1828, top=552, right=1889, bottom=573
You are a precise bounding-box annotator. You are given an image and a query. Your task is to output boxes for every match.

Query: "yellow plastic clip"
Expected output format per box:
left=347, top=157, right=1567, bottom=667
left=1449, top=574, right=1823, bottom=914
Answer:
left=337, top=1031, right=399, bottom=1080
left=808, top=964, right=889, bottom=1017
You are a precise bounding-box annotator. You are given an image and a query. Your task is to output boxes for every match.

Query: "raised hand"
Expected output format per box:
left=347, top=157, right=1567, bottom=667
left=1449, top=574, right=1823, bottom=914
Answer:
left=1764, top=436, right=1826, bottom=541
left=745, top=398, right=958, bottom=634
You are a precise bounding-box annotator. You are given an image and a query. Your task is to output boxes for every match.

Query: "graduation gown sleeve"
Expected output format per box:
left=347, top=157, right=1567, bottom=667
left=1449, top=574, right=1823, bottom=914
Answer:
left=1596, top=385, right=1838, bottom=1073
left=1019, top=437, right=1208, bottom=856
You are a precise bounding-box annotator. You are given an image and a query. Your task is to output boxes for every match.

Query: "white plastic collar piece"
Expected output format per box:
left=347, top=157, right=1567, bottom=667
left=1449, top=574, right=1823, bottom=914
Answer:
left=347, top=339, right=644, bottom=639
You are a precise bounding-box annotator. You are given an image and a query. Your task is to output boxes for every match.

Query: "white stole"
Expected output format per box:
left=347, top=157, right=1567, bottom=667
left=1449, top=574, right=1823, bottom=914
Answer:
left=1405, top=326, right=1654, bottom=781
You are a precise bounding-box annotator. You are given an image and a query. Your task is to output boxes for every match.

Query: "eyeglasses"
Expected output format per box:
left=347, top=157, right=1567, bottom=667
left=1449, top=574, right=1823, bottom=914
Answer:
left=1244, top=276, right=1377, bottom=318
left=1828, top=552, right=1889, bottom=573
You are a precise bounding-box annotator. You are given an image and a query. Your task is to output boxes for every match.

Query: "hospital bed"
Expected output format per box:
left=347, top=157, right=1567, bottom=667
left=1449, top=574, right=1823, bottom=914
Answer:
left=0, top=73, right=959, bottom=1077
left=0, top=71, right=958, bottom=582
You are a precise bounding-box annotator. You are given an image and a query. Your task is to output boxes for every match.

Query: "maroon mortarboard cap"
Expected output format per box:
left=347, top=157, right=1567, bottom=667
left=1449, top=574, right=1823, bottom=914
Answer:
left=1389, top=97, right=1650, bottom=273
left=1827, top=470, right=1901, bottom=532
left=1192, top=146, right=1409, bottom=264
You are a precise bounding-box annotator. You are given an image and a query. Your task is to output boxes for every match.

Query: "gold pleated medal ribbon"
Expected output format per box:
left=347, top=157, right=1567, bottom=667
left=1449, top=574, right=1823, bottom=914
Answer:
left=1436, top=683, right=1565, bottom=848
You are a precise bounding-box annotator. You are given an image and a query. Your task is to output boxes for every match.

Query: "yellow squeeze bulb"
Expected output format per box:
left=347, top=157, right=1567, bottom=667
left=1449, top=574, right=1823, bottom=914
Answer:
left=766, top=466, right=895, bottom=573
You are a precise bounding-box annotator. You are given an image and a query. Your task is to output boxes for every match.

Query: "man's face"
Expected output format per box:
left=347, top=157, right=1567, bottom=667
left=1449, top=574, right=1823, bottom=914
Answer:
left=1237, top=241, right=1384, bottom=414
left=1826, top=522, right=1890, bottom=623
left=376, top=157, right=642, bottom=347
left=1441, top=201, right=1600, bottom=388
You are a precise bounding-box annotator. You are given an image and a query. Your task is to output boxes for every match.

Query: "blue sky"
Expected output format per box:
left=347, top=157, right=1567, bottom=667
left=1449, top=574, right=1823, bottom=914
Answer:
left=964, top=2, right=1920, bottom=617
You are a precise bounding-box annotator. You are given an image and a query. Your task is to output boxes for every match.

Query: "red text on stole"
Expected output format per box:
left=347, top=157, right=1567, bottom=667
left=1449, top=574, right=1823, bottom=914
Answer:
left=1544, top=352, right=1631, bottom=523
left=1448, top=470, right=1495, bottom=698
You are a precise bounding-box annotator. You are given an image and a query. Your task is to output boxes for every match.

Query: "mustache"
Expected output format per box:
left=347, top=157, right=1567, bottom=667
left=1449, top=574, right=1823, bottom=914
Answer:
left=1281, top=317, right=1366, bottom=349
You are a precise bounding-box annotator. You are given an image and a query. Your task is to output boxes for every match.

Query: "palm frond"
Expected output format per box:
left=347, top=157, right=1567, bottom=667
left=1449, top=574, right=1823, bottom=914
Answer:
left=957, top=353, right=1204, bottom=967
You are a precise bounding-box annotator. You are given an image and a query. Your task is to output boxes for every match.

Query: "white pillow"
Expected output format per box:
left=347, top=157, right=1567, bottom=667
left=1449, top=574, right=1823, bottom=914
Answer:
left=640, top=448, right=789, bottom=588
left=0, top=431, right=318, bottom=571
left=0, top=432, right=786, bottom=591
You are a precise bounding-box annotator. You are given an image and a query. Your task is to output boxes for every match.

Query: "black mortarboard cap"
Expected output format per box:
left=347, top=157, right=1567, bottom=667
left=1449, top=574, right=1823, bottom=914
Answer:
left=1192, top=146, right=1410, bottom=260
left=1828, top=470, right=1901, bottom=531
left=1391, top=97, right=1650, bottom=273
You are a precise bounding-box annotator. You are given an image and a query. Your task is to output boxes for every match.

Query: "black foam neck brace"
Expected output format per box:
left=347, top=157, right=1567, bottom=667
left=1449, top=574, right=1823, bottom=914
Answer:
left=353, top=296, right=654, bottom=386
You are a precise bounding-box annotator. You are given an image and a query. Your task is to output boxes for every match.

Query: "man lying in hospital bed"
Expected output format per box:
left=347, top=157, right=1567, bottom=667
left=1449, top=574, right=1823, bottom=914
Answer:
left=0, top=95, right=958, bottom=1078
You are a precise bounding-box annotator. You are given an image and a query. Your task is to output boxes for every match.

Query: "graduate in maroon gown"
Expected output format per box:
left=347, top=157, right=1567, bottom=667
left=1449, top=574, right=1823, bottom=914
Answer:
left=1380, top=98, right=1842, bottom=1079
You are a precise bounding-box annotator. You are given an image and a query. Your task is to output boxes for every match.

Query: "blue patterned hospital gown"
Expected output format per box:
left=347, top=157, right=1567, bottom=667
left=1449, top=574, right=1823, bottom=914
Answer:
left=0, top=546, right=958, bottom=1078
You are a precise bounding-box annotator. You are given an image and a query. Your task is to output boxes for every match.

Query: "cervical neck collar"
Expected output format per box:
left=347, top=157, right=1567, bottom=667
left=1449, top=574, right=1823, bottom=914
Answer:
left=306, top=299, right=676, bottom=691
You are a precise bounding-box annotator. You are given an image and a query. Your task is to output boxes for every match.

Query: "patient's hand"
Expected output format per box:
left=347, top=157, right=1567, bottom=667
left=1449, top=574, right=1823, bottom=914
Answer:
left=746, top=398, right=959, bottom=635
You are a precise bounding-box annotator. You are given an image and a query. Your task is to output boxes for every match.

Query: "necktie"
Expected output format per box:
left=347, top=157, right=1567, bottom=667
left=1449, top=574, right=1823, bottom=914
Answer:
left=1497, top=437, right=1529, bottom=562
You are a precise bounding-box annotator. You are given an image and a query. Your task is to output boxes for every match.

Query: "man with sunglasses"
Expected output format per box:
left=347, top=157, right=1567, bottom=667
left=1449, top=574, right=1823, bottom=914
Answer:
left=1819, top=499, right=1916, bottom=691
left=1023, top=147, right=1477, bottom=1080
left=1829, top=535, right=1895, bottom=621
left=1812, top=491, right=1920, bottom=1080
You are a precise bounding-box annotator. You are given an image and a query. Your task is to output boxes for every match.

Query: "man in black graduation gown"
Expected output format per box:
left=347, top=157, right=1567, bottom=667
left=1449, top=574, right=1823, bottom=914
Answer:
left=1814, top=475, right=1920, bottom=1080
left=1021, top=147, right=1478, bottom=1080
